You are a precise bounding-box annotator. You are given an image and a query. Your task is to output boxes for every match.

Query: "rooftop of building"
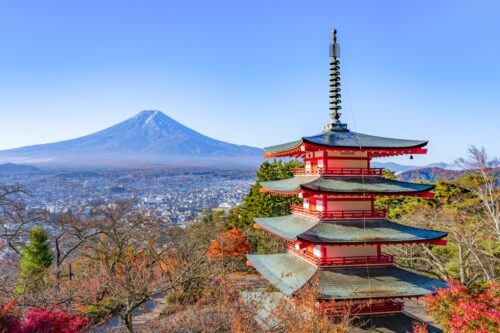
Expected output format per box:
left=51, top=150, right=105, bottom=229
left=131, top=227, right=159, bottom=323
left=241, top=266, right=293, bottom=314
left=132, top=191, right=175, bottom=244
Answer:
left=264, top=128, right=428, bottom=156
left=255, top=215, right=448, bottom=244
left=242, top=291, right=443, bottom=333
left=247, top=252, right=447, bottom=300
left=260, top=176, right=435, bottom=195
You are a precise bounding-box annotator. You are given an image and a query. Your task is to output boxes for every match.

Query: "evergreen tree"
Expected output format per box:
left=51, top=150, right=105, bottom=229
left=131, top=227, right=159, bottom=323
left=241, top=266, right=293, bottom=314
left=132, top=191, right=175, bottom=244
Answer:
left=228, top=160, right=302, bottom=253
left=17, top=227, right=53, bottom=292
left=237, top=160, right=302, bottom=230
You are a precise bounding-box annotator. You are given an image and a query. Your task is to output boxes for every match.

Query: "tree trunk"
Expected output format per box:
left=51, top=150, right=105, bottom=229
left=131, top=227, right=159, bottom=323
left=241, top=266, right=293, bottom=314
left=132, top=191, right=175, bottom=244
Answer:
left=458, top=244, right=466, bottom=285
left=124, top=313, right=134, bottom=333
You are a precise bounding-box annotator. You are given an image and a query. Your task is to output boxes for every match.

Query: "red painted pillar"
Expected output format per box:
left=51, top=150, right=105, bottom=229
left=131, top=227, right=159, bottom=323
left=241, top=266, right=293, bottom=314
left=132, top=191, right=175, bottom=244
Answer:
left=323, top=149, right=327, bottom=170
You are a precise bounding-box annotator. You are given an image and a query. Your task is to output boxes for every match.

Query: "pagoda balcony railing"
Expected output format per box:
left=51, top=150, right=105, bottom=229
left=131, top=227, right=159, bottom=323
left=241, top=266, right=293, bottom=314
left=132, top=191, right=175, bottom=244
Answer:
left=291, top=205, right=387, bottom=219
left=291, top=249, right=395, bottom=266
left=318, top=299, right=403, bottom=316
left=293, top=167, right=383, bottom=176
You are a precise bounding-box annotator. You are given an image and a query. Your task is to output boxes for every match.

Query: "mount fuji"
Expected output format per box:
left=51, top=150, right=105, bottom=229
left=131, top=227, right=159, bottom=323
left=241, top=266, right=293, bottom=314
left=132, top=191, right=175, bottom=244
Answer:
left=0, top=110, right=264, bottom=168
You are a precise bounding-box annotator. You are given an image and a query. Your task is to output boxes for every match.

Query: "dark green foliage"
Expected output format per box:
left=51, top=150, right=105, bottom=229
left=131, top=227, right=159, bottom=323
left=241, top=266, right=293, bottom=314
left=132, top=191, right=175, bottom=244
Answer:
left=20, top=227, right=53, bottom=278
left=236, top=160, right=302, bottom=231
left=17, top=227, right=53, bottom=292
left=382, top=168, right=397, bottom=180
left=224, top=160, right=302, bottom=253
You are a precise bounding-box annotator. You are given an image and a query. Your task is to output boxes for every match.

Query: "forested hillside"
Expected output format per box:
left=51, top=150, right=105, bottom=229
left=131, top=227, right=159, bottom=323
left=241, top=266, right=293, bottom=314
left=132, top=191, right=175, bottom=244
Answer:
left=0, top=148, right=498, bottom=332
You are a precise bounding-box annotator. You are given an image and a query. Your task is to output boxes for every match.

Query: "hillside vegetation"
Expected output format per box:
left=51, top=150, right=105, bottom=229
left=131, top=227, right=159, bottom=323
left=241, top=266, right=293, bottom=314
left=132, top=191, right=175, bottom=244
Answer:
left=0, top=147, right=499, bottom=332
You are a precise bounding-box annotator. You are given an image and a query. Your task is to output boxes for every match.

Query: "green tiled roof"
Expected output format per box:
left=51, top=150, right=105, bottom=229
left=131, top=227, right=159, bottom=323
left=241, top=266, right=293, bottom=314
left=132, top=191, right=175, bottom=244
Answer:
left=264, top=129, right=427, bottom=154
left=246, top=253, right=447, bottom=300
left=254, top=215, right=447, bottom=244
left=261, top=176, right=434, bottom=194
left=246, top=253, right=317, bottom=295
left=298, top=219, right=448, bottom=244
left=242, top=292, right=443, bottom=333
left=351, top=313, right=443, bottom=333
left=260, top=176, right=316, bottom=193
left=264, top=139, right=302, bottom=154
left=316, top=266, right=447, bottom=300
left=254, top=215, right=319, bottom=241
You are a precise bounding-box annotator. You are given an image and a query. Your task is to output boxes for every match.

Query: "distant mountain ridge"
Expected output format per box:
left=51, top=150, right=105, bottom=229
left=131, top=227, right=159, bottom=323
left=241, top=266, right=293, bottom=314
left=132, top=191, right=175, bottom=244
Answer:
left=371, top=161, right=452, bottom=173
left=398, top=167, right=467, bottom=182
left=0, top=111, right=264, bottom=167
left=0, top=162, right=41, bottom=173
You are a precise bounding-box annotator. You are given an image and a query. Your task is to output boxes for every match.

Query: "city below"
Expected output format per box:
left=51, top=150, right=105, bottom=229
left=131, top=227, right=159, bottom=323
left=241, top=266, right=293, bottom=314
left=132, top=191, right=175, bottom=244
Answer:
left=0, top=167, right=255, bottom=224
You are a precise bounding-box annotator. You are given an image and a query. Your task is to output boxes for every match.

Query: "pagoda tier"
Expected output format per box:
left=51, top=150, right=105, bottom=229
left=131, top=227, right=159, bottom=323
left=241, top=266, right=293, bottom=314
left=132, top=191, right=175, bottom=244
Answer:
left=247, top=253, right=447, bottom=300
left=263, top=129, right=428, bottom=158
left=254, top=215, right=448, bottom=245
left=260, top=176, right=435, bottom=197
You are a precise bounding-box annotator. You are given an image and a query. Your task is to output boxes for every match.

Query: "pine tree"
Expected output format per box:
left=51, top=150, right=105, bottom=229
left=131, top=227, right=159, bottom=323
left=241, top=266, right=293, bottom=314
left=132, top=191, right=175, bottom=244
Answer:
left=237, top=160, right=302, bottom=230
left=229, top=160, right=303, bottom=253
left=17, top=227, right=53, bottom=292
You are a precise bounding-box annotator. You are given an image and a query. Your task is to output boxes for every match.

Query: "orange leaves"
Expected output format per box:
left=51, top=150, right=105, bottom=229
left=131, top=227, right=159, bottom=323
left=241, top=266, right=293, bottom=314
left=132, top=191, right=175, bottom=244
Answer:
left=410, top=321, right=429, bottom=333
left=207, top=228, right=252, bottom=259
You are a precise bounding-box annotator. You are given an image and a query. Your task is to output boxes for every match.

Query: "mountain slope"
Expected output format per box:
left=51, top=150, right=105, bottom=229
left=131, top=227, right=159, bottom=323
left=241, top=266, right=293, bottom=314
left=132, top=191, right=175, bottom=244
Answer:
left=371, top=162, right=451, bottom=173
left=398, top=167, right=467, bottom=182
left=0, top=163, right=41, bottom=173
left=0, top=111, right=263, bottom=167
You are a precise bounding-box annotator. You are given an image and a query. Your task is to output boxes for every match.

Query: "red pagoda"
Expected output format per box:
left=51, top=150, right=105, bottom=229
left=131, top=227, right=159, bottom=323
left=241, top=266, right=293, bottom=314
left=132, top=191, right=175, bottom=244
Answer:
left=246, top=30, right=448, bottom=316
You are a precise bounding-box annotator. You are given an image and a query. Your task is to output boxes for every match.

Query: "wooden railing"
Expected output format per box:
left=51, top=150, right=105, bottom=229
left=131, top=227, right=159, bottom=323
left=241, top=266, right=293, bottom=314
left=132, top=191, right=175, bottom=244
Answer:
left=294, top=167, right=383, bottom=176
left=319, top=299, right=403, bottom=315
left=290, top=248, right=395, bottom=266
left=291, top=205, right=387, bottom=219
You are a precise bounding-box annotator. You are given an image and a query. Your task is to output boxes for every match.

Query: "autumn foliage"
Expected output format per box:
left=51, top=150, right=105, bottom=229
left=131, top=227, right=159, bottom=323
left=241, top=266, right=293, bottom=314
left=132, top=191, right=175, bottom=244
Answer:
left=424, top=279, right=500, bottom=333
left=207, top=227, right=252, bottom=259
left=410, top=321, right=428, bottom=333
left=0, top=301, right=87, bottom=333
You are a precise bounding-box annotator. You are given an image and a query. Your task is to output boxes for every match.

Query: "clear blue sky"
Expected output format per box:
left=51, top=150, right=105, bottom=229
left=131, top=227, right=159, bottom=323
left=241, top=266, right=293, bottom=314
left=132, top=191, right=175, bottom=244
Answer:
left=0, top=0, right=499, bottom=164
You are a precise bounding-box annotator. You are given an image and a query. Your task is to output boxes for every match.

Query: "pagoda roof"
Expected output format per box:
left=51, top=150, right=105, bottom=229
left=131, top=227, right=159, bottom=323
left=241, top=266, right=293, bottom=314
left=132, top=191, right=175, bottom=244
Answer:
left=260, top=176, right=434, bottom=195
left=254, top=215, right=448, bottom=244
left=247, top=253, right=317, bottom=295
left=247, top=253, right=447, bottom=300
left=264, top=129, right=428, bottom=156
left=254, top=214, right=318, bottom=241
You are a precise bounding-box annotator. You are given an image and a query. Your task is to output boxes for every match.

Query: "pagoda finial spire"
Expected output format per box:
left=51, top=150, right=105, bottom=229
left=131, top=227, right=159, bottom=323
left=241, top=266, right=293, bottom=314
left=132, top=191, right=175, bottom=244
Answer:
left=325, top=29, right=348, bottom=131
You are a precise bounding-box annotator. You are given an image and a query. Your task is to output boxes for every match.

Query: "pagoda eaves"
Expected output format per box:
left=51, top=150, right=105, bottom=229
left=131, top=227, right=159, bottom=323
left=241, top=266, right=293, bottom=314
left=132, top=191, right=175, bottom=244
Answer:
left=247, top=253, right=448, bottom=300
left=254, top=215, right=448, bottom=245
left=264, top=129, right=428, bottom=158
left=260, top=176, right=435, bottom=197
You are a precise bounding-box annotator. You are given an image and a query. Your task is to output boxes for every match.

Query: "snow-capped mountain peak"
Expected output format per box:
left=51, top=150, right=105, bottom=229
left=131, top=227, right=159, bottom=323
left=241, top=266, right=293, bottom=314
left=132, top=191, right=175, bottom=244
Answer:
left=0, top=110, right=263, bottom=167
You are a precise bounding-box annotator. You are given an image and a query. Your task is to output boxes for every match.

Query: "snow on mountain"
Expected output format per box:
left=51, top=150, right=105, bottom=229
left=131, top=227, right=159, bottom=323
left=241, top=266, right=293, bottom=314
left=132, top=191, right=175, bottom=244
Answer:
left=0, top=111, right=263, bottom=167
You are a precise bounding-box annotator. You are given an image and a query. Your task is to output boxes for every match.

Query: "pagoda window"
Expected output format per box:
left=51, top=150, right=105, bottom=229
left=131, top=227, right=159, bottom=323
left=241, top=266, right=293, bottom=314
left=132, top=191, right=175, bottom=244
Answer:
left=317, top=159, right=324, bottom=169
left=316, top=200, right=324, bottom=212
left=313, top=245, right=322, bottom=258
left=305, top=161, right=312, bottom=172
left=303, top=198, right=310, bottom=209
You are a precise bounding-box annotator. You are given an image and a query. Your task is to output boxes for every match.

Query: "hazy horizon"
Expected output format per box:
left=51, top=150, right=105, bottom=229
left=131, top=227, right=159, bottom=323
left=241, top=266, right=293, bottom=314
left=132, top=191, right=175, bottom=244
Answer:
left=1, top=0, right=499, bottom=165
